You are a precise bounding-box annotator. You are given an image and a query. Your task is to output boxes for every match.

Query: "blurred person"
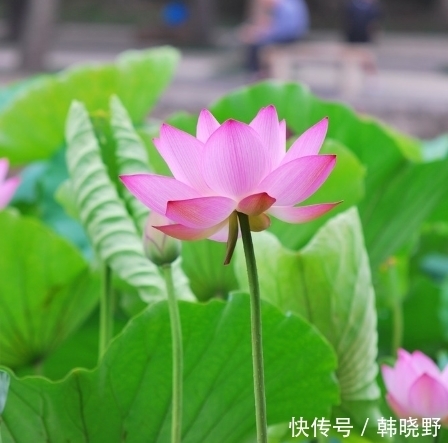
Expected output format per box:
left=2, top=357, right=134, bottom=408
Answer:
left=239, top=0, right=310, bottom=77
left=344, top=0, right=381, bottom=44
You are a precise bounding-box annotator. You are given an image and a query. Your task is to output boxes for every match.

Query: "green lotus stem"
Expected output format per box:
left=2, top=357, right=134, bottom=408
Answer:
left=163, top=264, right=183, bottom=443
left=99, top=264, right=114, bottom=360
left=391, top=301, right=403, bottom=356
left=387, top=258, right=403, bottom=355
left=237, top=212, right=268, bottom=443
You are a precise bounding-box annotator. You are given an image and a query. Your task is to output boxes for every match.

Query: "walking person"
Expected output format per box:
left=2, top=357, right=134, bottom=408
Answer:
left=239, top=0, right=310, bottom=78
left=344, top=0, right=381, bottom=44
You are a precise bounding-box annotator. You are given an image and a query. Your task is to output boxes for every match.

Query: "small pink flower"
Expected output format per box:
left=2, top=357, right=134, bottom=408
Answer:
left=0, top=158, right=20, bottom=209
left=382, top=349, right=448, bottom=423
left=121, top=106, right=338, bottom=245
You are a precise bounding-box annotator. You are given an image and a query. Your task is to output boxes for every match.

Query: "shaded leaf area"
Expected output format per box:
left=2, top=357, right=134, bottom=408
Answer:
left=377, top=225, right=448, bottom=356
left=406, top=228, right=448, bottom=354
left=14, top=312, right=129, bottom=381
left=0, top=47, right=179, bottom=165
left=181, top=239, right=239, bottom=302
left=0, top=210, right=99, bottom=369
left=1, top=295, right=338, bottom=443
left=423, top=135, right=448, bottom=223
left=378, top=276, right=446, bottom=355
left=411, top=223, right=448, bottom=285
left=235, top=209, right=380, bottom=432
left=196, top=81, right=448, bottom=269
left=375, top=253, right=412, bottom=312
left=11, top=148, right=91, bottom=258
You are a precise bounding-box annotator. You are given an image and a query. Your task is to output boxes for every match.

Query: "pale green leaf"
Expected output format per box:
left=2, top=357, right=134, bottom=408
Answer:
left=65, top=101, right=165, bottom=301
left=0, top=47, right=179, bottom=165
left=109, top=95, right=150, bottom=233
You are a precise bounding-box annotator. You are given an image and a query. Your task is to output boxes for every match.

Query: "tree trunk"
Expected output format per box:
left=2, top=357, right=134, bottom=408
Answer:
left=439, top=0, right=448, bottom=21
left=20, top=0, right=59, bottom=71
left=5, top=0, right=28, bottom=41
left=191, top=0, right=216, bottom=44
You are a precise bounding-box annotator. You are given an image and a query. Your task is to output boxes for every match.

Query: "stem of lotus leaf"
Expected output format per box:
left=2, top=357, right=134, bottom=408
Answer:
left=99, top=264, right=114, bottom=361
left=237, top=211, right=268, bottom=443
left=391, top=301, right=403, bottom=356
left=163, top=264, right=183, bottom=443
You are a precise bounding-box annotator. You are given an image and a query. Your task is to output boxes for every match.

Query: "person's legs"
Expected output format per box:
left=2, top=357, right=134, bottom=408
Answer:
left=247, top=42, right=263, bottom=73
left=246, top=35, right=300, bottom=77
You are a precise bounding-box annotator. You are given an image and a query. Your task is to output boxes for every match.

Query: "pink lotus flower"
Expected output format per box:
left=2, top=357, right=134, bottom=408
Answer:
left=382, top=349, right=448, bottom=422
left=121, top=106, right=338, bottom=250
left=0, top=158, right=20, bottom=209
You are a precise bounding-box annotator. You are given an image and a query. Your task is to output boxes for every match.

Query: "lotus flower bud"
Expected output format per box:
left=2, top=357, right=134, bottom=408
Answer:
left=143, top=211, right=181, bottom=266
left=382, top=349, right=448, bottom=423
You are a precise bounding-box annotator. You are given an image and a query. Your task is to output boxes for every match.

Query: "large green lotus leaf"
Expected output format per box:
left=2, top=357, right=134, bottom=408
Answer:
left=0, top=47, right=179, bottom=165
left=361, top=159, right=448, bottom=269
left=12, top=94, right=153, bottom=256
left=65, top=100, right=194, bottom=305
left=13, top=313, right=129, bottom=381
left=0, top=77, right=40, bottom=113
left=207, top=81, right=448, bottom=269
left=235, top=208, right=379, bottom=430
left=1, top=295, right=338, bottom=443
left=0, top=210, right=99, bottom=369
left=108, top=98, right=196, bottom=312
